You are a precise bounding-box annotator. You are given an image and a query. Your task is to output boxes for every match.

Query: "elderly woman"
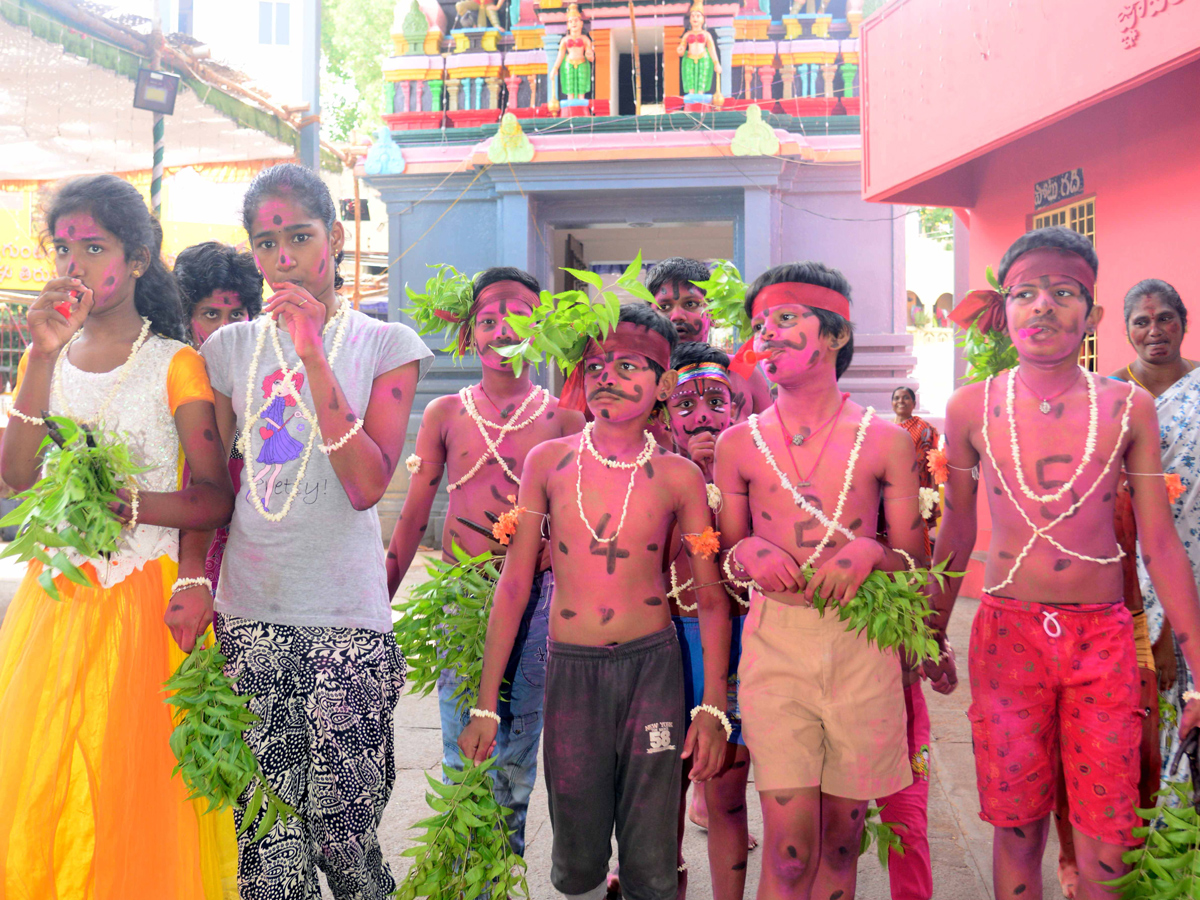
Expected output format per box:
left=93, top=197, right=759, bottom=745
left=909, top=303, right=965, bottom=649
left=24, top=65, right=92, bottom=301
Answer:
left=1113, top=278, right=1200, bottom=793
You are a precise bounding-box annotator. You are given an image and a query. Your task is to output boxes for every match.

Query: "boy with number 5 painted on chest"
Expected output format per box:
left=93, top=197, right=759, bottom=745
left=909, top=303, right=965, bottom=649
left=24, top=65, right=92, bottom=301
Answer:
left=926, top=226, right=1200, bottom=899
left=459, top=303, right=731, bottom=900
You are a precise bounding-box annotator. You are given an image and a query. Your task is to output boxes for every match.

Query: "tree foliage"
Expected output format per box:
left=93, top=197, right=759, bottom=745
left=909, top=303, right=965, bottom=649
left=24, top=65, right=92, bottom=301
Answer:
left=321, top=0, right=395, bottom=141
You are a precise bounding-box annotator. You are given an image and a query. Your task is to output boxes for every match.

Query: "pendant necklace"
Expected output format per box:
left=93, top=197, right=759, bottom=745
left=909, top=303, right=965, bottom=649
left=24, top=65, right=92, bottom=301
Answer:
left=776, top=394, right=848, bottom=488
left=777, top=394, right=845, bottom=447
left=1016, top=367, right=1080, bottom=415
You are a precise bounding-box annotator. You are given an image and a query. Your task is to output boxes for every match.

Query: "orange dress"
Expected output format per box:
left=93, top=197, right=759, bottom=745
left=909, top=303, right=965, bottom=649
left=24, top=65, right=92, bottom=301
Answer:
left=0, top=343, right=237, bottom=899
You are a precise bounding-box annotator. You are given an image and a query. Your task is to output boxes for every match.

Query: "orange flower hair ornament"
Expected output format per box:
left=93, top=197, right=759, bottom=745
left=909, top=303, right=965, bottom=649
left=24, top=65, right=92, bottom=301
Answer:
left=927, top=446, right=950, bottom=487
left=683, top=526, right=721, bottom=560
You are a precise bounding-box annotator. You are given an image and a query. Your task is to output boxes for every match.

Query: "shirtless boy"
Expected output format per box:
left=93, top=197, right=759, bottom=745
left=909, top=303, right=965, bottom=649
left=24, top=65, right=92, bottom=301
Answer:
left=460, top=303, right=731, bottom=900
left=666, top=340, right=756, bottom=900
left=387, top=266, right=584, bottom=853
left=926, top=226, right=1200, bottom=900
left=648, top=257, right=773, bottom=428
left=714, top=262, right=927, bottom=900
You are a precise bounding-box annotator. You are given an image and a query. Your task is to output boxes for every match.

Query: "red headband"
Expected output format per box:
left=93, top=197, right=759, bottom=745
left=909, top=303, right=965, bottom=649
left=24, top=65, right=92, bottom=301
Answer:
left=1002, top=248, right=1096, bottom=296
left=456, top=280, right=539, bottom=355
left=558, top=321, right=674, bottom=411
left=750, top=283, right=851, bottom=321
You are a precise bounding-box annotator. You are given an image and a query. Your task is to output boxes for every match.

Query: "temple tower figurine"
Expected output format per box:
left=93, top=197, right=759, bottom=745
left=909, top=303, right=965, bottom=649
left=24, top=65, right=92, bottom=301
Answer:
left=677, top=0, right=722, bottom=106
left=550, top=3, right=594, bottom=110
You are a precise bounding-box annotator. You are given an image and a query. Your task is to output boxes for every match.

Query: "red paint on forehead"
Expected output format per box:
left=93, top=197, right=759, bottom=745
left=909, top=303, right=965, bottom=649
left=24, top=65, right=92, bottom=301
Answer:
left=252, top=198, right=306, bottom=231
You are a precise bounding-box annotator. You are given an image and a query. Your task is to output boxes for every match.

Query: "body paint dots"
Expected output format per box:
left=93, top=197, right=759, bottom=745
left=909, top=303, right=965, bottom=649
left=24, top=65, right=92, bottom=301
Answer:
left=1014, top=886, right=1026, bottom=896
left=560, top=609, right=577, bottom=619
left=727, top=804, right=745, bottom=814
left=775, top=794, right=793, bottom=806
left=786, top=846, right=797, bottom=858
left=599, top=608, right=615, bottom=624
left=732, top=861, right=747, bottom=871
left=850, top=809, right=859, bottom=820
left=273, top=215, right=283, bottom=225
left=556, top=451, right=574, bottom=471
left=836, top=558, right=852, bottom=568
left=1054, top=559, right=1072, bottom=571
left=831, top=893, right=845, bottom=900
left=103, top=276, right=115, bottom=287
left=761, top=511, right=772, bottom=521
left=1098, top=861, right=1114, bottom=874
left=392, top=387, right=403, bottom=400
left=644, top=597, right=663, bottom=606
left=318, top=259, right=326, bottom=274
left=647, top=543, right=659, bottom=552
left=203, top=428, right=215, bottom=441
left=1013, top=827, right=1025, bottom=838
left=558, top=541, right=569, bottom=555
left=644, top=462, right=654, bottom=479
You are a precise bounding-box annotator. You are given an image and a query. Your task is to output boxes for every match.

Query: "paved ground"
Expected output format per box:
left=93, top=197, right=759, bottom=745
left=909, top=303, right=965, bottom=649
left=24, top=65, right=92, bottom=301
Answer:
left=0, top=550, right=1064, bottom=898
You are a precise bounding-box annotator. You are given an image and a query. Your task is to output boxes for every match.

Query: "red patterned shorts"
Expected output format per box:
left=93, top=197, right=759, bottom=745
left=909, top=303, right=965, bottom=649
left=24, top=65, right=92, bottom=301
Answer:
left=967, top=593, right=1141, bottom=846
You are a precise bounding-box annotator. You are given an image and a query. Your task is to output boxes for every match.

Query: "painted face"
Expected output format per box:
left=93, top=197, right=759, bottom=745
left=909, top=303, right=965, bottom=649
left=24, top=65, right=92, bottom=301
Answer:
left=668, top=377, right=732, bottom=452
left=582, top=349, right=666, bottom=423
left=52, top=212, right=140, bottom=310
left=472, top=291, right=533, bottom=371
left=891, top=389, right=914, bottom=419
left=1127, top=294, right=1186, bottom=366
left=248, top=194, right=342, bottom=299
left=191, top=290, right=250, bottom=345
left=654, top=280, right=710, bottom=343
left=1005, top=274, right=1099, bottom=362
left=751, top=301, right=834, bottom=384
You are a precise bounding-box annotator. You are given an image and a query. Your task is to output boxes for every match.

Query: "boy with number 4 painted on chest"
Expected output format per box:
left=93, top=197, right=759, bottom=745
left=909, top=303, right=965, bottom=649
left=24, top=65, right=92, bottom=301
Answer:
left=714, top=262, right=928, bottom=900
left=925, top=226, right=1200, bottom=899
left=459, top=303, right=732, bottom=900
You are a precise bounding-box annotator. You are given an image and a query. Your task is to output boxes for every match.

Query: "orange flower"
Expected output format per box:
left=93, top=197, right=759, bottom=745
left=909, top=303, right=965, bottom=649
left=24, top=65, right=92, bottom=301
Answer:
left=684, top=526, right=721, bottom=560
left=1166, top=473, right=1185, bottom=504
left=492, top=502, right=525, bottom=546
left=927, top=446, right=950, bottom=486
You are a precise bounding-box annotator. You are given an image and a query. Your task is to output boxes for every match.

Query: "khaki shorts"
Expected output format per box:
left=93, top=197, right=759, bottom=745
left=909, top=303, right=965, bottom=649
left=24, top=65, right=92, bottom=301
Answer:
left=738, top=592, right=911, bottom=800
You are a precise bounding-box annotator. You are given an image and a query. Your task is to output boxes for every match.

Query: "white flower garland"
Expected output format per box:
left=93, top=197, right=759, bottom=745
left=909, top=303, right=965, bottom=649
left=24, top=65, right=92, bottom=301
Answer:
left=469, top=707, right=500, bottom=724
left=405, top=453, right=423, bottom=474
left=449, top=385, right=550, bottom=492
left=747, top=407, right=873, bottom=565
left=706, top=483, right=723, bottom=512
left=575, top=422, right=656, bottom=544
left=918, top=486, right=938, bottom=520
left=691, top=704, right=733, bottom=741
left=981, top=374, right=1135, bottom=593
left=1007, top=367, right=1097, bottom=503
left=668, top=560, right=696, bottom=611
left=9, top=408, right=45, bottom=426
left=170, top=576, right=211, bottom=597
left=319, top=416, right=362, bottom=454
left=53, top=317, right=152, bottom=427
left=239, top=302, right=351, bottom=523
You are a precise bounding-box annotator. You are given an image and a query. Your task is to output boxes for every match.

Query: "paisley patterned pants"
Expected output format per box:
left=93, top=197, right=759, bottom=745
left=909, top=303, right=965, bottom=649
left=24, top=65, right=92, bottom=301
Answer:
left=214, top=613, right=407, bottom=900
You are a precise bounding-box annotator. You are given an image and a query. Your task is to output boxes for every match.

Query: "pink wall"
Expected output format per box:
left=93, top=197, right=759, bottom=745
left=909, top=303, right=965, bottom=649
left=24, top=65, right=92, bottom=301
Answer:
left=963, top=60, right=1200, bottom=374
left=861, top=0, right=1200, bottom=203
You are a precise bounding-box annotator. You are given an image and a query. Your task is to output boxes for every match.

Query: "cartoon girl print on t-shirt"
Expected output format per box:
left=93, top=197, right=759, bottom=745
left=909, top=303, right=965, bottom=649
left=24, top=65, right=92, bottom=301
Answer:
left=246, top=369, right=308, bottom=511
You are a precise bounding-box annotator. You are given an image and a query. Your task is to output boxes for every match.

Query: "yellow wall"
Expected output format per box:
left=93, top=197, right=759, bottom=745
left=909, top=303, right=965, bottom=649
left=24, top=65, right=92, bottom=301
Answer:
left=0, top=162, right=275, bottom=294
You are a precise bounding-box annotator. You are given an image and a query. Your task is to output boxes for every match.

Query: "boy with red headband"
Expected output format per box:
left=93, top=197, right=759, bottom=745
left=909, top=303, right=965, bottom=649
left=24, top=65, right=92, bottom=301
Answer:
left=926, top=226, right=1200, bottom=898
left=714, top=262, right=927, bottom=900
left=648, top=257, right=773, bottom=431
left=388, top=267, right=584, bottom=855
left=459, top=303, right=732, bottom=900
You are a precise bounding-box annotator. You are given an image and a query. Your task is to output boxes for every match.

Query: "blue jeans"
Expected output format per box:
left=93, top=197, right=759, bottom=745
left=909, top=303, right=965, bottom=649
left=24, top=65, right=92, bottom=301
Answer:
left=439, top=570, right=552, bottom=855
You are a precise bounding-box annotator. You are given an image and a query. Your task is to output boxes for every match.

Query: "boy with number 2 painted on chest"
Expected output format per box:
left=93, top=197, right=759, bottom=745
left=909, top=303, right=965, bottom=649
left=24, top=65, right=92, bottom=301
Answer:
left=715, top=262, right=928, bottom=900
left=926, top=226, right=1200, bottom=899
left=459, top=302, right=731, bottom=900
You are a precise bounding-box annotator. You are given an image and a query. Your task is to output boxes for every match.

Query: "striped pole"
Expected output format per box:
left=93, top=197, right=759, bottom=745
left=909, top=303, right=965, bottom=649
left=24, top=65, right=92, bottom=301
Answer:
left=151, top=112, right=164, bottom=219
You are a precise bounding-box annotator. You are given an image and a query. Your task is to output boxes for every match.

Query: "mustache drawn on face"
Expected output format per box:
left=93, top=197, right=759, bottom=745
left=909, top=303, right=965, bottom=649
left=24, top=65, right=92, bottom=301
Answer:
left=684, top=424, right=720, bottom=437
left=588, top=384, right=644, bottom=402
left=673, top=318, right=704, bottom=337
left=761, top=334, right=808, bottom=352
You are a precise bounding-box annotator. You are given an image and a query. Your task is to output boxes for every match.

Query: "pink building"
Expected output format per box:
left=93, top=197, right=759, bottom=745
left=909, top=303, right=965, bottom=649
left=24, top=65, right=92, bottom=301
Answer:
left=860, top=0, right=1200, bottom=373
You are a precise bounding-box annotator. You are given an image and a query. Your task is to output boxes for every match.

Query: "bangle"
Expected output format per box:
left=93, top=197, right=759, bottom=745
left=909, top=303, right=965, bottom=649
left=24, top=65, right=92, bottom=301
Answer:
left=691, top=704, right=733, bottom=741
left=893, top=547, right=918, bottom=575
left=126, top=482, right=140, bottom=530
left=319, top=417, right=363, bottom=454
left=171, top=577, right=210, bottom=596
left=469, top=707, right=500, bottom=724
left=1184, top=691, right=1200, bottom=705
left=9, top=408, right=45, bottom=426
left=722, top=539, right=757, bottom=591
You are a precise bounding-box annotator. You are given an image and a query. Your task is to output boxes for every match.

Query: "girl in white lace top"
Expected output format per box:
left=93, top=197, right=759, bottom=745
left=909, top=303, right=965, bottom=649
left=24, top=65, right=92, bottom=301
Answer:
left=0, top=175, right=236, bottom=898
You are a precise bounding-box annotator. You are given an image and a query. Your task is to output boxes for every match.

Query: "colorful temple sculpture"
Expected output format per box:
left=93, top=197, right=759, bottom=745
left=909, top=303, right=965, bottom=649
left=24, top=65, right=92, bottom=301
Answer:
left=366, top=0, right=911, bottom=546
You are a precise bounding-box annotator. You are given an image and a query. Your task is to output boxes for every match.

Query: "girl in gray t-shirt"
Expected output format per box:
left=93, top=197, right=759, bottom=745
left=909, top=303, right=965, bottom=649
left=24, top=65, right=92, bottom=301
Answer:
left=199, top=164, right=432, bottom=898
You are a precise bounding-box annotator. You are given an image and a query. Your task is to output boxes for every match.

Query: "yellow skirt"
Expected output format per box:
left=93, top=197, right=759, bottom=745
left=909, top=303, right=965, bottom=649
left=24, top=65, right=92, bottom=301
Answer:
left=0, top=558, right=238, bottom=900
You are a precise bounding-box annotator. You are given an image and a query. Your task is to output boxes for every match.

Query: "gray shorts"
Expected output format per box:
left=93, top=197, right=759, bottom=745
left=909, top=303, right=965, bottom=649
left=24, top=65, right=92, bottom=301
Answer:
left=543, top=626, right=685, bottom=900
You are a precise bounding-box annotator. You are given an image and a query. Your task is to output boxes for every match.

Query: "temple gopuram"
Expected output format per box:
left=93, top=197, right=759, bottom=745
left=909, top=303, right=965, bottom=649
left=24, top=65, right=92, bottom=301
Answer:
left=363, top=0, right=912, bottom=544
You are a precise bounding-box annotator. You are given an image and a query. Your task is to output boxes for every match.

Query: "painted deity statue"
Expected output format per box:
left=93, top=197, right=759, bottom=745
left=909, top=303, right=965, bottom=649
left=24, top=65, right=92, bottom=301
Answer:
left=551, top=4, right=595, bottom=102
left=676, top=1, right=722, bottom=97
left=455, top=0, right=504, bottom=29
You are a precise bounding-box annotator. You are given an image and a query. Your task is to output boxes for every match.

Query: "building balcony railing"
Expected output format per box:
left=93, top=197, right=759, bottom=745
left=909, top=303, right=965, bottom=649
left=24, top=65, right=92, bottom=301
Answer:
left=381, top=0, right=865, bottom=135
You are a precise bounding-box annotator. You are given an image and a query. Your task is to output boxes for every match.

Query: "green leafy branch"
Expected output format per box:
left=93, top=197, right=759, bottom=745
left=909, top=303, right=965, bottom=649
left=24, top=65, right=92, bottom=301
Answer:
left=405, top=265, right=479, bottom=357
left=1161, top=695, right=1180, bottom=731
left=693, top=259, right=750, bottom=342
left=860, top=804, right=905, bottom=870
left=392, top=545, right=502, bottom=714
left=497, top=253, right=652, bottom=377
left=958, top=266, right=1016, bottom=383
left=1109, top=783, right=1200, bottom=899
left=0, top=415, right=149, bottom=600
left=164, top=641, right=299, bottom=841
left=393, top=757, right=529, bottom=900
left=803, top=559, right=960, bottom=665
